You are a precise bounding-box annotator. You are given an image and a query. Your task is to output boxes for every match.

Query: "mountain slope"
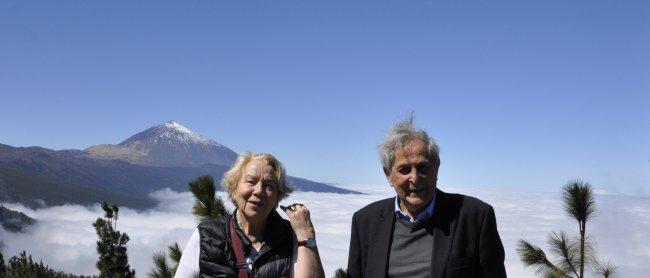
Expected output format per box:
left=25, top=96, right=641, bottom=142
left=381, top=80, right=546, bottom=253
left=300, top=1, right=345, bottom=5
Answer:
left=0, top=120, right=358, bottom=209
left=0, top=205, right=36, bottom=232
left=0, top=143, right=228, bottom=197
left=86, top=121, right=238, bottom=167
left=0, top=161, right=157, bottom=209
left=0, top=143, right=357, bottom=209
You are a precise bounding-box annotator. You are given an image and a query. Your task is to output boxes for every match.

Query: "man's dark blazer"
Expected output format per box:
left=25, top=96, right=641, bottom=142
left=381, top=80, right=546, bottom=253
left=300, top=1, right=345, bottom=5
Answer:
left=347, top=189, right=506, bottom=278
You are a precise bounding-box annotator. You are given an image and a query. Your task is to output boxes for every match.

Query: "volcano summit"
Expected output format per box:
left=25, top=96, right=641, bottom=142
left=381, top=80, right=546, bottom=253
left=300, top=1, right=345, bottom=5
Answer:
left=86, top=120, right=237, bottom=167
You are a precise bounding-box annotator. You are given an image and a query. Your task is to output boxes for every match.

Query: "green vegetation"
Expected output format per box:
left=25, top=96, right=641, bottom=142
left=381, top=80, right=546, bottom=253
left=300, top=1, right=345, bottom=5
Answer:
left=148, top=243, right=182, bottom=278
left=517, top=179, right=616, bottom=278
left=93, top=202, right=135, bottom=278
left=189, top=174, right=229, bottom=222
left=149, top=174, right=229, bottom=277
left=0, top=252, right=5, bottom=277
left=333, top=267, right=348, bottom=278
left=0, top=250, right=91, bottom=278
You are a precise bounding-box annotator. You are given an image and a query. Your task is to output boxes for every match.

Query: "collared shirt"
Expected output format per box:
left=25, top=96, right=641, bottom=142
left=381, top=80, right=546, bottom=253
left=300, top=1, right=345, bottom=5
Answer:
left=394, top=194, right=436, bottom=223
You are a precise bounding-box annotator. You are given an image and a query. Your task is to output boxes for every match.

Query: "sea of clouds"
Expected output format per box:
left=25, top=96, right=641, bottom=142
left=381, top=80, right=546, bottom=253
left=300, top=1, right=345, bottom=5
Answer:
left=1, top=184, right=649, bottom=277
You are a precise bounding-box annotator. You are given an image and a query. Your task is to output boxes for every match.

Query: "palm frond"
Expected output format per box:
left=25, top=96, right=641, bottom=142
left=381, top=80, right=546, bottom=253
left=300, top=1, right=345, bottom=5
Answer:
left=516, top=239, right=568, bottom=277
left=562, top=180, right=595, bottom=224
left=547, top=231, right=579, bottom=277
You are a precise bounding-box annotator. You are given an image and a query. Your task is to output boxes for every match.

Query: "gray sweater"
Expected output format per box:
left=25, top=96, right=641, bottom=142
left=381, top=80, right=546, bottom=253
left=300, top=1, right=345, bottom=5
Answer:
left=388, top=218, right=434, bottom=278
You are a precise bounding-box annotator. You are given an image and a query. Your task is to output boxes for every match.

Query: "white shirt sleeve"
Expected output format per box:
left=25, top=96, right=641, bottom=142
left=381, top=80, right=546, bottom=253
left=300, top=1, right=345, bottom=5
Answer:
left=174, top=228, right=201, bottom=278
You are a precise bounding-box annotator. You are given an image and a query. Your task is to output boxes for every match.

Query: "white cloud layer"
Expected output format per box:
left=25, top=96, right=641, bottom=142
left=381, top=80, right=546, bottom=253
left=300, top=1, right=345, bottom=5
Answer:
left=2, top=185, right=649, bottom=277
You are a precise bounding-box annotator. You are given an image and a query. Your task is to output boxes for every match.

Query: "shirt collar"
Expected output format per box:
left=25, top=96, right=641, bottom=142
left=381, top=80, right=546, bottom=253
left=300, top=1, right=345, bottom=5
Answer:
left=394, top=193, right=436, bottom=223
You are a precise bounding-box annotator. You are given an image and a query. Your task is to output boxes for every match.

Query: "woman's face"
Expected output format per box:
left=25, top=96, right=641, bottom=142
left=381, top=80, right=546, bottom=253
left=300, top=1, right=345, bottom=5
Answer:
left=235, top=158, right=279, bottom=222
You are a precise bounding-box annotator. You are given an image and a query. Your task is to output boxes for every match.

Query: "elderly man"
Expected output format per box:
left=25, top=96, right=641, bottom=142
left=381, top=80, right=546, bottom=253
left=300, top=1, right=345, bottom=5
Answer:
left=347, top=118, right=506, bottom=278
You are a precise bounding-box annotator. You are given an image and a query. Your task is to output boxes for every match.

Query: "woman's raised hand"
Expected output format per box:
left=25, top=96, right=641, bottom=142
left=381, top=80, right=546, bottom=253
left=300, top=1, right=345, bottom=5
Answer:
left=280, top=203, right=315, bottom=240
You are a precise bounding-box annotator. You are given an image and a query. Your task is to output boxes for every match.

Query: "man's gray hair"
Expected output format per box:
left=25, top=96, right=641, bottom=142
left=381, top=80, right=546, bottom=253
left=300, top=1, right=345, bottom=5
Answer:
left=378, top=115, right=440, bottom=171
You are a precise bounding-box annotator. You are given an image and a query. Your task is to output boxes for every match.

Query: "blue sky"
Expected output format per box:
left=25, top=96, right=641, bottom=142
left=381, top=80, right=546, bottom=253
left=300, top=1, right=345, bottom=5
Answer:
left=1, top=0, right=648, bottom=194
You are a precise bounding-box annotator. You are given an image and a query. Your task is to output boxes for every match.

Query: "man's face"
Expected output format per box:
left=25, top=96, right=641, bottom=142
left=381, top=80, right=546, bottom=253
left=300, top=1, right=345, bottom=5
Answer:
left=386, top=139, right=439, bottom=215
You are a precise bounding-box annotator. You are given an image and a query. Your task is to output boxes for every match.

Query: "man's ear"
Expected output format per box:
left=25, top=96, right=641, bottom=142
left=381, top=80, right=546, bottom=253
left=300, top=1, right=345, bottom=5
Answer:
left=383, top=168, right=391, bottom=183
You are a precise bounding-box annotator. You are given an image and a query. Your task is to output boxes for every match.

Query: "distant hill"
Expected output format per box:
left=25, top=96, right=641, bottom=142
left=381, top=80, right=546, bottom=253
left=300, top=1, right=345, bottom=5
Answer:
left=0, top=205, right=36, bottom=233
left=0, top=143, right=229, bottom=197
left=0, top=121, right=358, bottom=209
left=0, top=161, right=157, bottom=209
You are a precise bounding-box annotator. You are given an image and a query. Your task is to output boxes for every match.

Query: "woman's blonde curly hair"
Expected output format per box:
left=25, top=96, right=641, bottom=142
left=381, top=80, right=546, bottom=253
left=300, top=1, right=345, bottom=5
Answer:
left=221, top=151, right=293, bottom=206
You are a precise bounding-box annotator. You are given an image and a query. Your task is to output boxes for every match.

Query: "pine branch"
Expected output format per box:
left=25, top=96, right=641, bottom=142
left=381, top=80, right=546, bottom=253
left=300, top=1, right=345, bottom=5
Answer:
left=547, top=231, right=579, bottom=277
left=148, top=251, right=172, bottom=278
left=594, top=260, right=616, bottom=278
left=517, top=239, right=569, bottom=278
left=563, top=179, right=596, bottom=278
left=189, top=175, right=228, bottom=221
left=168, top=242, right=182, bottom=264
left=562, top=180, right=596, bottom=224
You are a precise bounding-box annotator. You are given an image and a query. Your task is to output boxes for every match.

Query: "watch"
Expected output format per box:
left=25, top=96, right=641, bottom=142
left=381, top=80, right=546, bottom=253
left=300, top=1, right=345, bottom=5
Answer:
left=297, top=237, right=317, bottom=248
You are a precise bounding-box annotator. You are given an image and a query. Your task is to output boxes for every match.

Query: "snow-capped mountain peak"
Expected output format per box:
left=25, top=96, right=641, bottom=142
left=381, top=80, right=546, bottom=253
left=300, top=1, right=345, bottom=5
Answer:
left=163, top=120, right=195, bottom=135
left=86, top=121, right=237, bottom=167
left=118, top=120, right=223, bottom=148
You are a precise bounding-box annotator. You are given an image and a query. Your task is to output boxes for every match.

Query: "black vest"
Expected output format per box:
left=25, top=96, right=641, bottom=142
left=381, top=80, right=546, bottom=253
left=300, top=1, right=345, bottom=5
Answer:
left=198, top=211, right=294, bottom=278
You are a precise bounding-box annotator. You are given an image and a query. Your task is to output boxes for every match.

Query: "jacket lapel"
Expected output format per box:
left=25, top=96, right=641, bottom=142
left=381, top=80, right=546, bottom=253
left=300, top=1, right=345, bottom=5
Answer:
left=366, top=199, right=395, bottom=278
left=431, top=190, right=458, bottom=278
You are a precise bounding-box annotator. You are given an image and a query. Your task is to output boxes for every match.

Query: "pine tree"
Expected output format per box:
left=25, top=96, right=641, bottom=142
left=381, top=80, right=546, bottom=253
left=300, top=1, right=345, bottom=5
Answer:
left=149, top=174, right=228, bottom=276
left=0, top=251, right=6, bottom=277
left=1, top=250, right=89, bottom=277
left=93, top=202, right=135, bottom=278
left=517, top=179, right=616, bottom=278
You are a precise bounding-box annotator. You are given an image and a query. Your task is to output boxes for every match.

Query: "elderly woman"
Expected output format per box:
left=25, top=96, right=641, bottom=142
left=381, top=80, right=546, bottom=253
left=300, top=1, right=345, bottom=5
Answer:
left=175, top=152, right=325, bottom=278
